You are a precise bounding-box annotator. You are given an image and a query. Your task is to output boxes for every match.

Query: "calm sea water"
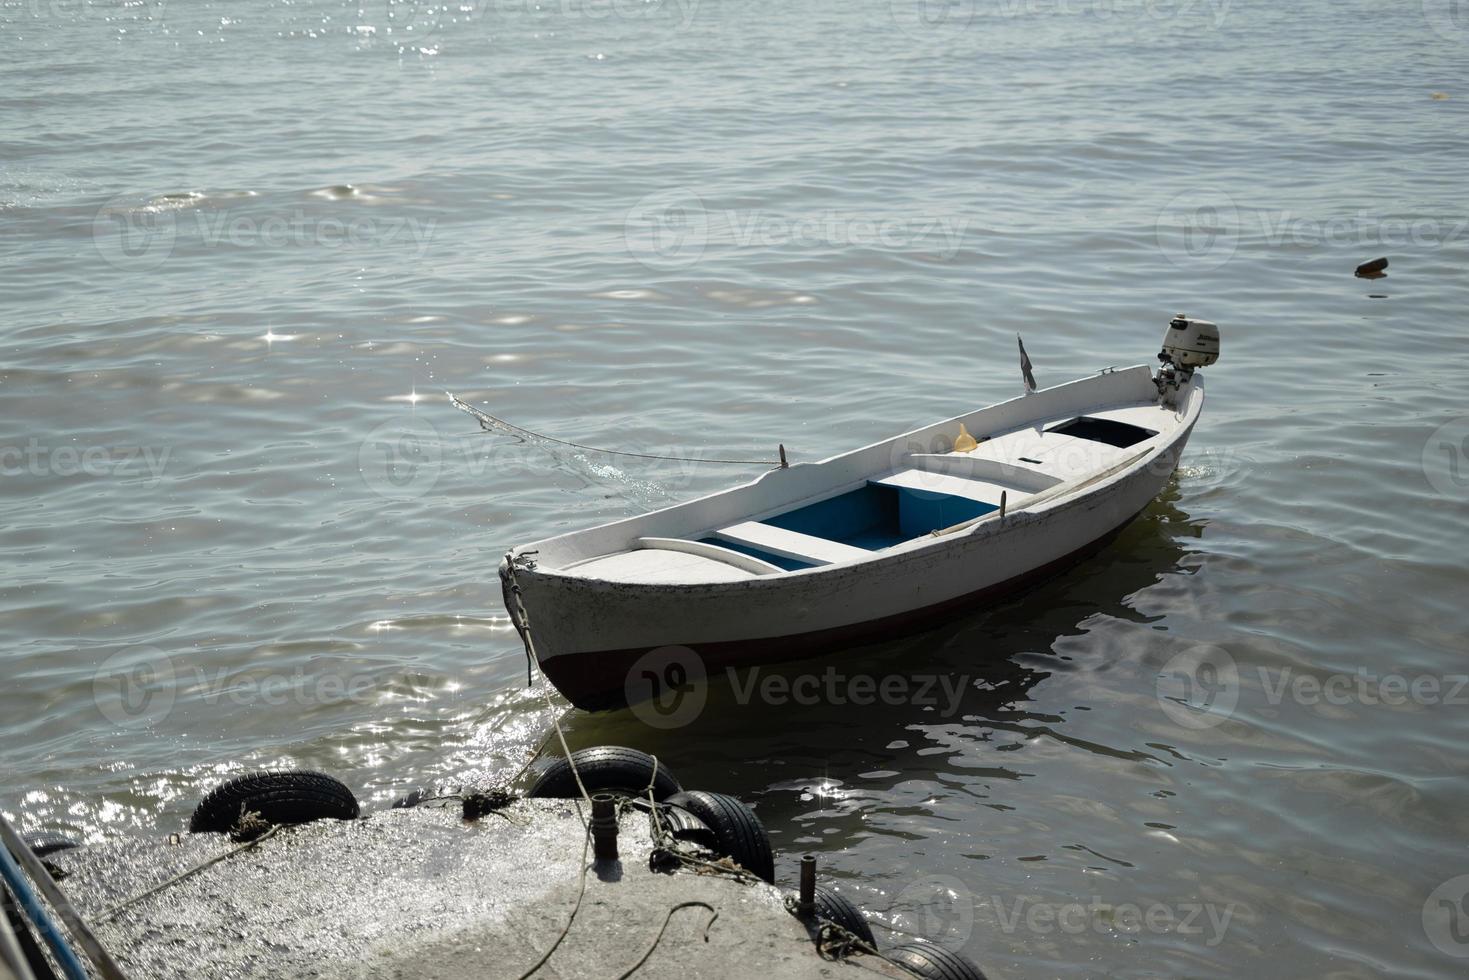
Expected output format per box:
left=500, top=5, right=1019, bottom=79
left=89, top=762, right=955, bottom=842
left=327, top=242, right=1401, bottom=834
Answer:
left=4, top=0, right=1469, bottom=976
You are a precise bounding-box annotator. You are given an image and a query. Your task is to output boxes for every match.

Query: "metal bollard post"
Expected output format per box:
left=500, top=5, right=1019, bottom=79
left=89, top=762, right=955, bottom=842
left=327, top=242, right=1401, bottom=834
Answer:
left=797, top=854, right=816, bottom=916
left=590, top=793, right=619, bottom=863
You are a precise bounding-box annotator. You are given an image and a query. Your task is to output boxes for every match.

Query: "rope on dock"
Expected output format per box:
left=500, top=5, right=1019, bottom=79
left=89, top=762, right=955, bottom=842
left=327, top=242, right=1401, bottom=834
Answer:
left=501, top=552, right=696, bottom=978
left=512, top=823, right=593, bottom=980
left=448, top=392, right=783, bottom=466
left=97, top=826, right=280, bottom=923
left=613, top=901, right=718, bottom=980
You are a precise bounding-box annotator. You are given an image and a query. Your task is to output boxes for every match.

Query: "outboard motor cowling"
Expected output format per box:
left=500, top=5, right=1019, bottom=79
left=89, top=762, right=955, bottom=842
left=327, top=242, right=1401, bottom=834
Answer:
left=1162, top=314, right=1220, bottom=369
left=1156, top=313, right=1219, bottom=406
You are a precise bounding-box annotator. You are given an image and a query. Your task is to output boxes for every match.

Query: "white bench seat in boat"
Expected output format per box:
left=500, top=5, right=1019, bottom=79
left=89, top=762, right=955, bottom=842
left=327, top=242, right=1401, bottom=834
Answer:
left=561, top=547, right=759, bottom=584
left=872, top=469, right=1016, bottom=507
left=965, top=429, right=1134, bottom=482
left=635, top=537, right=784, bottom=575
left=715, top=521, right=870, bottom=566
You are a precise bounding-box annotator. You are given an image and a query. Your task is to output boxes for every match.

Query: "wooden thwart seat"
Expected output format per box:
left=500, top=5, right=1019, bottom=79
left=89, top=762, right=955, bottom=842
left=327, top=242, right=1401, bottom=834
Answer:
left=714, top=521, right=870, bottom=566
left=872, top=469, right=1015, bottom=507
left=634, top=537, right=784, bottom=575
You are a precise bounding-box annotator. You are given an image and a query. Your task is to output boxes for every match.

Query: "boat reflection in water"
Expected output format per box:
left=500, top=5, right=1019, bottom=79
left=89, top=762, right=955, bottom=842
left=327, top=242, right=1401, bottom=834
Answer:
left=564, top=484, right=1205, bottom=827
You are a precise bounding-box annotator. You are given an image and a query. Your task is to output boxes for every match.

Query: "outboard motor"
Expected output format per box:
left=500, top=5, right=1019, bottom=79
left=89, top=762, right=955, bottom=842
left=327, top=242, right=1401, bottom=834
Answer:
left=1156, top=313, right=1219, bottom=406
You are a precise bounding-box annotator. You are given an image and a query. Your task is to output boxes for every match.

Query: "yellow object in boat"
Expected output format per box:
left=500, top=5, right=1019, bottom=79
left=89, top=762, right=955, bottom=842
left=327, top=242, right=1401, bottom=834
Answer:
left=953, top=423, right=978, bottom=453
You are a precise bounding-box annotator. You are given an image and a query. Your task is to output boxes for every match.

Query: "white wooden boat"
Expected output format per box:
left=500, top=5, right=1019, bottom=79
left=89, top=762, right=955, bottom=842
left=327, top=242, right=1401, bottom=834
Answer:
left=499, top=316, right=1220, bottom=710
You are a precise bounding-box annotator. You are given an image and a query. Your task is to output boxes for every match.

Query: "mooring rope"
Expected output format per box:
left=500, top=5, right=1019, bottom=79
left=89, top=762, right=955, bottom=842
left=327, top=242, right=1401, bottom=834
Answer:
left=511, top=820, right=593, bottom=980
left=614, top=902, right=718, bottom=979
left=448, top=393, right=783, bottom=466
left=499, top=558, right=704, bottom=980
left=97, top=826, right=280, bottom=923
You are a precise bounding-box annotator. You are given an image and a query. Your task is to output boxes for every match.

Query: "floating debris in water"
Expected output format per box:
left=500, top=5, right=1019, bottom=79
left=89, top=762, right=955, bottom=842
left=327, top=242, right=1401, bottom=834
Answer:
left=1355, top=256, right=1389, bottom=279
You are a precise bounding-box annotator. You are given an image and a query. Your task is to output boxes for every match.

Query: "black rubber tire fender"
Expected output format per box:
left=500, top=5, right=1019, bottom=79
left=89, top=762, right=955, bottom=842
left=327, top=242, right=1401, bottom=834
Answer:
left=527, top=746, right=681, bottom=801
left=189, top=770, right=360, bottom=834
left=662, top=790, right=775, bottom=884
left=884, top=940, right=989, bottom=980
left=21, top=832, right=80, bottom=859
left=806, top=883, right=876, bottom=948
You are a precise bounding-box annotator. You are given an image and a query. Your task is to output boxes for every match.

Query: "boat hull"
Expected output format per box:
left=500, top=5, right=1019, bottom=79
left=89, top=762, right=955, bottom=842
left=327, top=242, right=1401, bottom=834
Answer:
left=534, top=500, right=1150, bottom=711
left=509, top=410, right=1197, bottom=711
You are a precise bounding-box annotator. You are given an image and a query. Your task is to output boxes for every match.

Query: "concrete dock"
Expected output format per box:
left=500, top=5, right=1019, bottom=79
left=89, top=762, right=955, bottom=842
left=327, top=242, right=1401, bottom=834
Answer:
left=47, top=800, right=910, bottom=979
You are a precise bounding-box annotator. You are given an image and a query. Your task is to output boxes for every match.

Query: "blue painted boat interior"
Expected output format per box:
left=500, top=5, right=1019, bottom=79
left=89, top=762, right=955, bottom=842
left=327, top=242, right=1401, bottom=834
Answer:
left=702, top=483, right=998, bottom=569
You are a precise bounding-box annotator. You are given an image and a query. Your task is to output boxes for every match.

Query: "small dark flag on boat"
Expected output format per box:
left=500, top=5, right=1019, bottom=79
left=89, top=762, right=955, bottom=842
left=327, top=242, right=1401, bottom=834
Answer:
left=1018, top=334, right=1037, bottom=393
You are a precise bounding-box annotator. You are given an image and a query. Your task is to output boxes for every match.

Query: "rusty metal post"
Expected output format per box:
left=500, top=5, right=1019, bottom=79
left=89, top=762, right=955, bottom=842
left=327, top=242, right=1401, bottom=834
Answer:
left=590, top=793, right=619, bottom=863
left=797, top=854, right=816, bottom=915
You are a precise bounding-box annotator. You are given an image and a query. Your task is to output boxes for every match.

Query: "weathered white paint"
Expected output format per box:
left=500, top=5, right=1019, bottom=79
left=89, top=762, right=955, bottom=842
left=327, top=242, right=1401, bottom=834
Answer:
left=503, top=363, right=1205, bottom=701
